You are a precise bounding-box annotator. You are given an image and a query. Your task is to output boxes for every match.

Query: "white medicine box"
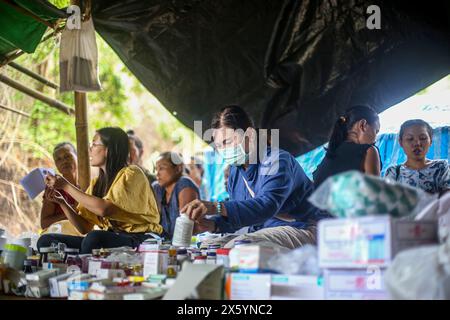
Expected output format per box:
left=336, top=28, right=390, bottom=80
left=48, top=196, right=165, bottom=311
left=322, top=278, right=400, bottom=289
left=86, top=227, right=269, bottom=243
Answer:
left=318, top=216, right=438, bottom=268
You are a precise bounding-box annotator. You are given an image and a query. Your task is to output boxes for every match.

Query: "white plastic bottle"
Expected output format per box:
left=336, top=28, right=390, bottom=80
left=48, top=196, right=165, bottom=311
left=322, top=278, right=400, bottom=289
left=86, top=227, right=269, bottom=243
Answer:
left=172, top=214, right=194, bottom=247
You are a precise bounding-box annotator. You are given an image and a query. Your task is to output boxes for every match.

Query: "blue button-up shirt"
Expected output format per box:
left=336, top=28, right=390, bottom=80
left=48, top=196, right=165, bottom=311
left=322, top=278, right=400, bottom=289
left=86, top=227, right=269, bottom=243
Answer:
left=212, top=148, right=331, bottom=233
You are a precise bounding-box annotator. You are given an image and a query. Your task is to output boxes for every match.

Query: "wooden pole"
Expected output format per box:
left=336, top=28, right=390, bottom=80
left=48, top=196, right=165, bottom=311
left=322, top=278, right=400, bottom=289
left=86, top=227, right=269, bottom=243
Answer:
left=0, top=73, right=74, bottom=115
left=0, top=103, right=30, bottom=118
left=8, top=62, right=59, bottom=89
left=70, top=0, right=91, bottom=191
left=74, top=91, right=90, bottom=191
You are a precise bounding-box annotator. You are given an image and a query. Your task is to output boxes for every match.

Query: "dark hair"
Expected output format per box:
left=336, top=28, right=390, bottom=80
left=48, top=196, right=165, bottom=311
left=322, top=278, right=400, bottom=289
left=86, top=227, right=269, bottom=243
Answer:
left=399, top=119, right=433, bottom=140
left=326, top=105, right=379, bottom=158
left=53, top=142, right=77, bottom=156
left=211, top=105, right=272, bottom=163
left=92, top=127, right=129, bottom=198
left=157, top=152, right=184, bottom=166
left=211, top=105, right=254, bottom=131
left=127, top=130, right=144, bottom=154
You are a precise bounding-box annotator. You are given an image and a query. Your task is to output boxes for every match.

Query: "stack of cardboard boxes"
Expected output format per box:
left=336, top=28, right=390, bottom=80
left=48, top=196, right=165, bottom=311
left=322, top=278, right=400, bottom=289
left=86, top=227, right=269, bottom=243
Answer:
left=318, top=216, right=438, bottom=299
left=226, top=273, right=324, bottom=300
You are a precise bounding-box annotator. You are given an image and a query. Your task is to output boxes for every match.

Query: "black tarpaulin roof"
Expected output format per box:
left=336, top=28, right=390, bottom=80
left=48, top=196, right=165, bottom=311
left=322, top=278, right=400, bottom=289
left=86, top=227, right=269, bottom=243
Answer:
left=91, top=0, right=450, bottom=156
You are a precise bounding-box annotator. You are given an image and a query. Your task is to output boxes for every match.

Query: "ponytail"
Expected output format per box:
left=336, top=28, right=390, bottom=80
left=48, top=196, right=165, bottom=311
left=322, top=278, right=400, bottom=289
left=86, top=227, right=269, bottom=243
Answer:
left=325, top=105, right=379, bottom=159
left=326, top=117, right=348, bottom=158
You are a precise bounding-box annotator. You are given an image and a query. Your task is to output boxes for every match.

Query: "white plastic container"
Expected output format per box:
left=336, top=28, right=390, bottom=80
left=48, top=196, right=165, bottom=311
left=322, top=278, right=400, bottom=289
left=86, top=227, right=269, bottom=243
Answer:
left=12, top=238, right=32, bottom=256
left=1, top=244, right=27, bottom=270
left=172, top=214, right=194, bottom=247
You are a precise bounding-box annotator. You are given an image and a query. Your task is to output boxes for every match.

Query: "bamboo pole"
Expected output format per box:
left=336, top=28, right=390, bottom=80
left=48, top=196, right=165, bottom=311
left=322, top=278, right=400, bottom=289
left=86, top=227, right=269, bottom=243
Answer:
left=0, top=73, right=74, bottom=115
left=0, top=103, right=30, bottom=118
left=0, top=49, right=24, bottom=68
left=74, top=91, right=90, bottom=191
left=70, top=0, right=91, bottom=191
left=8, top=62, right=59, bottom=89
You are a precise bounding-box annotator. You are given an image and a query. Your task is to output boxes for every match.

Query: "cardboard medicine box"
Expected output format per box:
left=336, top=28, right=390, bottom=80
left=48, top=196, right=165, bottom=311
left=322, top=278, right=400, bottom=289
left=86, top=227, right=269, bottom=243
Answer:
left=271, top=275, right=324, bottom=300
left=324, top=269, right=390, bottom=300
left=318, top=216, right=438, bottom=268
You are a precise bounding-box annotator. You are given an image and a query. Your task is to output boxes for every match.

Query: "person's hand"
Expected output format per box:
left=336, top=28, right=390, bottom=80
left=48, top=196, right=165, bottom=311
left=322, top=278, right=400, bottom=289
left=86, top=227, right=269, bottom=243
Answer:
left=43, top=187, right=53, bottom=203
left=45, top=188, right=66, bottom=206
left=45, top=174, right=69, bottom=191
left=181, top=199, right=209, bottom=221
left=193, top=218, right=216, bottom=235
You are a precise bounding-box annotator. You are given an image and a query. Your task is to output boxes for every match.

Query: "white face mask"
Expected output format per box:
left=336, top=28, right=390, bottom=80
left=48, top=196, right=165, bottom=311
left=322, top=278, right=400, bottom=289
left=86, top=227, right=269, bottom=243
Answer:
left=218, top=140, right=248, bottom=166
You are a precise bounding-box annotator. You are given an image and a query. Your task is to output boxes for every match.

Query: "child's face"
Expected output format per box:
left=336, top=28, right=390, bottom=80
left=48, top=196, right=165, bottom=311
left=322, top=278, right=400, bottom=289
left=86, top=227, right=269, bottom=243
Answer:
left=400, top=125, right=432, bottom=161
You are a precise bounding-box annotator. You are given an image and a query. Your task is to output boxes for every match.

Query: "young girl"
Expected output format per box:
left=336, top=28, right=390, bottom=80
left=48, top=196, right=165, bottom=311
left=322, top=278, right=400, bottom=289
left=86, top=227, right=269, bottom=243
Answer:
left=37, top=127, right=162, bottom=254
left=313, top=105, right=381, bottom=187
left=152, top=152, right=199, bottom=239
left=385, top=119, right=450, bottom=194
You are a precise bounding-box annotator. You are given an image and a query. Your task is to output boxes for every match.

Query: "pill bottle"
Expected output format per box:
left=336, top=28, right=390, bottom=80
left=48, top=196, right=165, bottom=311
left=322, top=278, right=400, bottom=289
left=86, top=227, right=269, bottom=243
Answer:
left=172, top=214, right=194, bottom=247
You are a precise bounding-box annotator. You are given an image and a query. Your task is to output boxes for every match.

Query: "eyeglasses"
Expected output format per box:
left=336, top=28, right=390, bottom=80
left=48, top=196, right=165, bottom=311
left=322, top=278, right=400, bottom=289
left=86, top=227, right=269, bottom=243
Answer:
left=89, top=142, right=105, bottom=148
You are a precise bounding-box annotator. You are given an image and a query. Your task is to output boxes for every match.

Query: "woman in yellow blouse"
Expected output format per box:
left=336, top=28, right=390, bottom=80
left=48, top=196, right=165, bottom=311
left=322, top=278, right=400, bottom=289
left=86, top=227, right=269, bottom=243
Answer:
left=37, top=127, right=162, bottom=254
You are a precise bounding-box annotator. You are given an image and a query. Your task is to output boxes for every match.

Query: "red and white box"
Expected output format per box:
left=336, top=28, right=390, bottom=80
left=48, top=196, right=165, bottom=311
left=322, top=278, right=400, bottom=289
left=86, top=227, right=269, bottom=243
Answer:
left=324, top=269, right=390, bottom=300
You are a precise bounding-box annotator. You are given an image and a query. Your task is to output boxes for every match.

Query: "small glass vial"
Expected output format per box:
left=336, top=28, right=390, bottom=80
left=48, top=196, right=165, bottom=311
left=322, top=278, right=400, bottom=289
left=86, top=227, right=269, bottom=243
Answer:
left=200, top=245, right=208, bottom=257
left=216, top=248, right=231, bottom=268
left=92, top=249, right=101, bottom=258
left=172, top=214, right=194, bottom=247
left=193, top=255, right=207, bottom=264
left=64, top=248, right=80, bottom=263
left=39, top=247, right=55, bottom=267
left=23, top=259, right=34, bottom=274
left=166, top=247, right=178, bottom=278
left=176, top=248, right=189, bottom=271
left=190, top=250, right=201, bottom=262
left=206, top=252, right=217, bottom=265
left=66, top=255, right=82, bottom=269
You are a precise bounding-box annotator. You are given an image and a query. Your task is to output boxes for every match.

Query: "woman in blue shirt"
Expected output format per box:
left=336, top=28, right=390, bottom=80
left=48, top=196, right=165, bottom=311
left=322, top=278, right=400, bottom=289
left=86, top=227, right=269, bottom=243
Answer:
left=182, top=106, right=331, bottom=249
left=153, top=152, right=200, bottom=239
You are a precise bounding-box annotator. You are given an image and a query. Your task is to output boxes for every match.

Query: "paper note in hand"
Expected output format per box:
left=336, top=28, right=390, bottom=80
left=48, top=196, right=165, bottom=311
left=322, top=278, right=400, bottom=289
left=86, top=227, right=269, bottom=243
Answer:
left=20, top=168, right=55, bottom=199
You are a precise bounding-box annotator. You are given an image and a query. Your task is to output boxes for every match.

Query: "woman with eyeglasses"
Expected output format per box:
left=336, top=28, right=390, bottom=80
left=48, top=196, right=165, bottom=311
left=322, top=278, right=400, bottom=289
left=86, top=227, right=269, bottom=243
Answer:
left=37, top=127, right=162, bottom=254
left=152, top=152, right=199, bottom=240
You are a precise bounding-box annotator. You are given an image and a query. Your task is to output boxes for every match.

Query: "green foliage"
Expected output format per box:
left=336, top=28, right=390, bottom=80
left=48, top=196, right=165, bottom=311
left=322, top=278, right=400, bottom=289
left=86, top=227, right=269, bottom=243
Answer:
left=85, top=36, right=134, bottom=133
left=29, top=100, right=76, bottom=156
left=13, top=22, right=204, bottom=160
left=18, top=35, right=134, bottom=156
left=48, top=0, right=70, bottom=9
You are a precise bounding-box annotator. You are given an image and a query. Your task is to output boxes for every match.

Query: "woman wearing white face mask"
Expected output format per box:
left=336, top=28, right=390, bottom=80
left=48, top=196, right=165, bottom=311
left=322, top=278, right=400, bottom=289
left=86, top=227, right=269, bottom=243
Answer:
left=182, top=105, right=331, bottom=249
